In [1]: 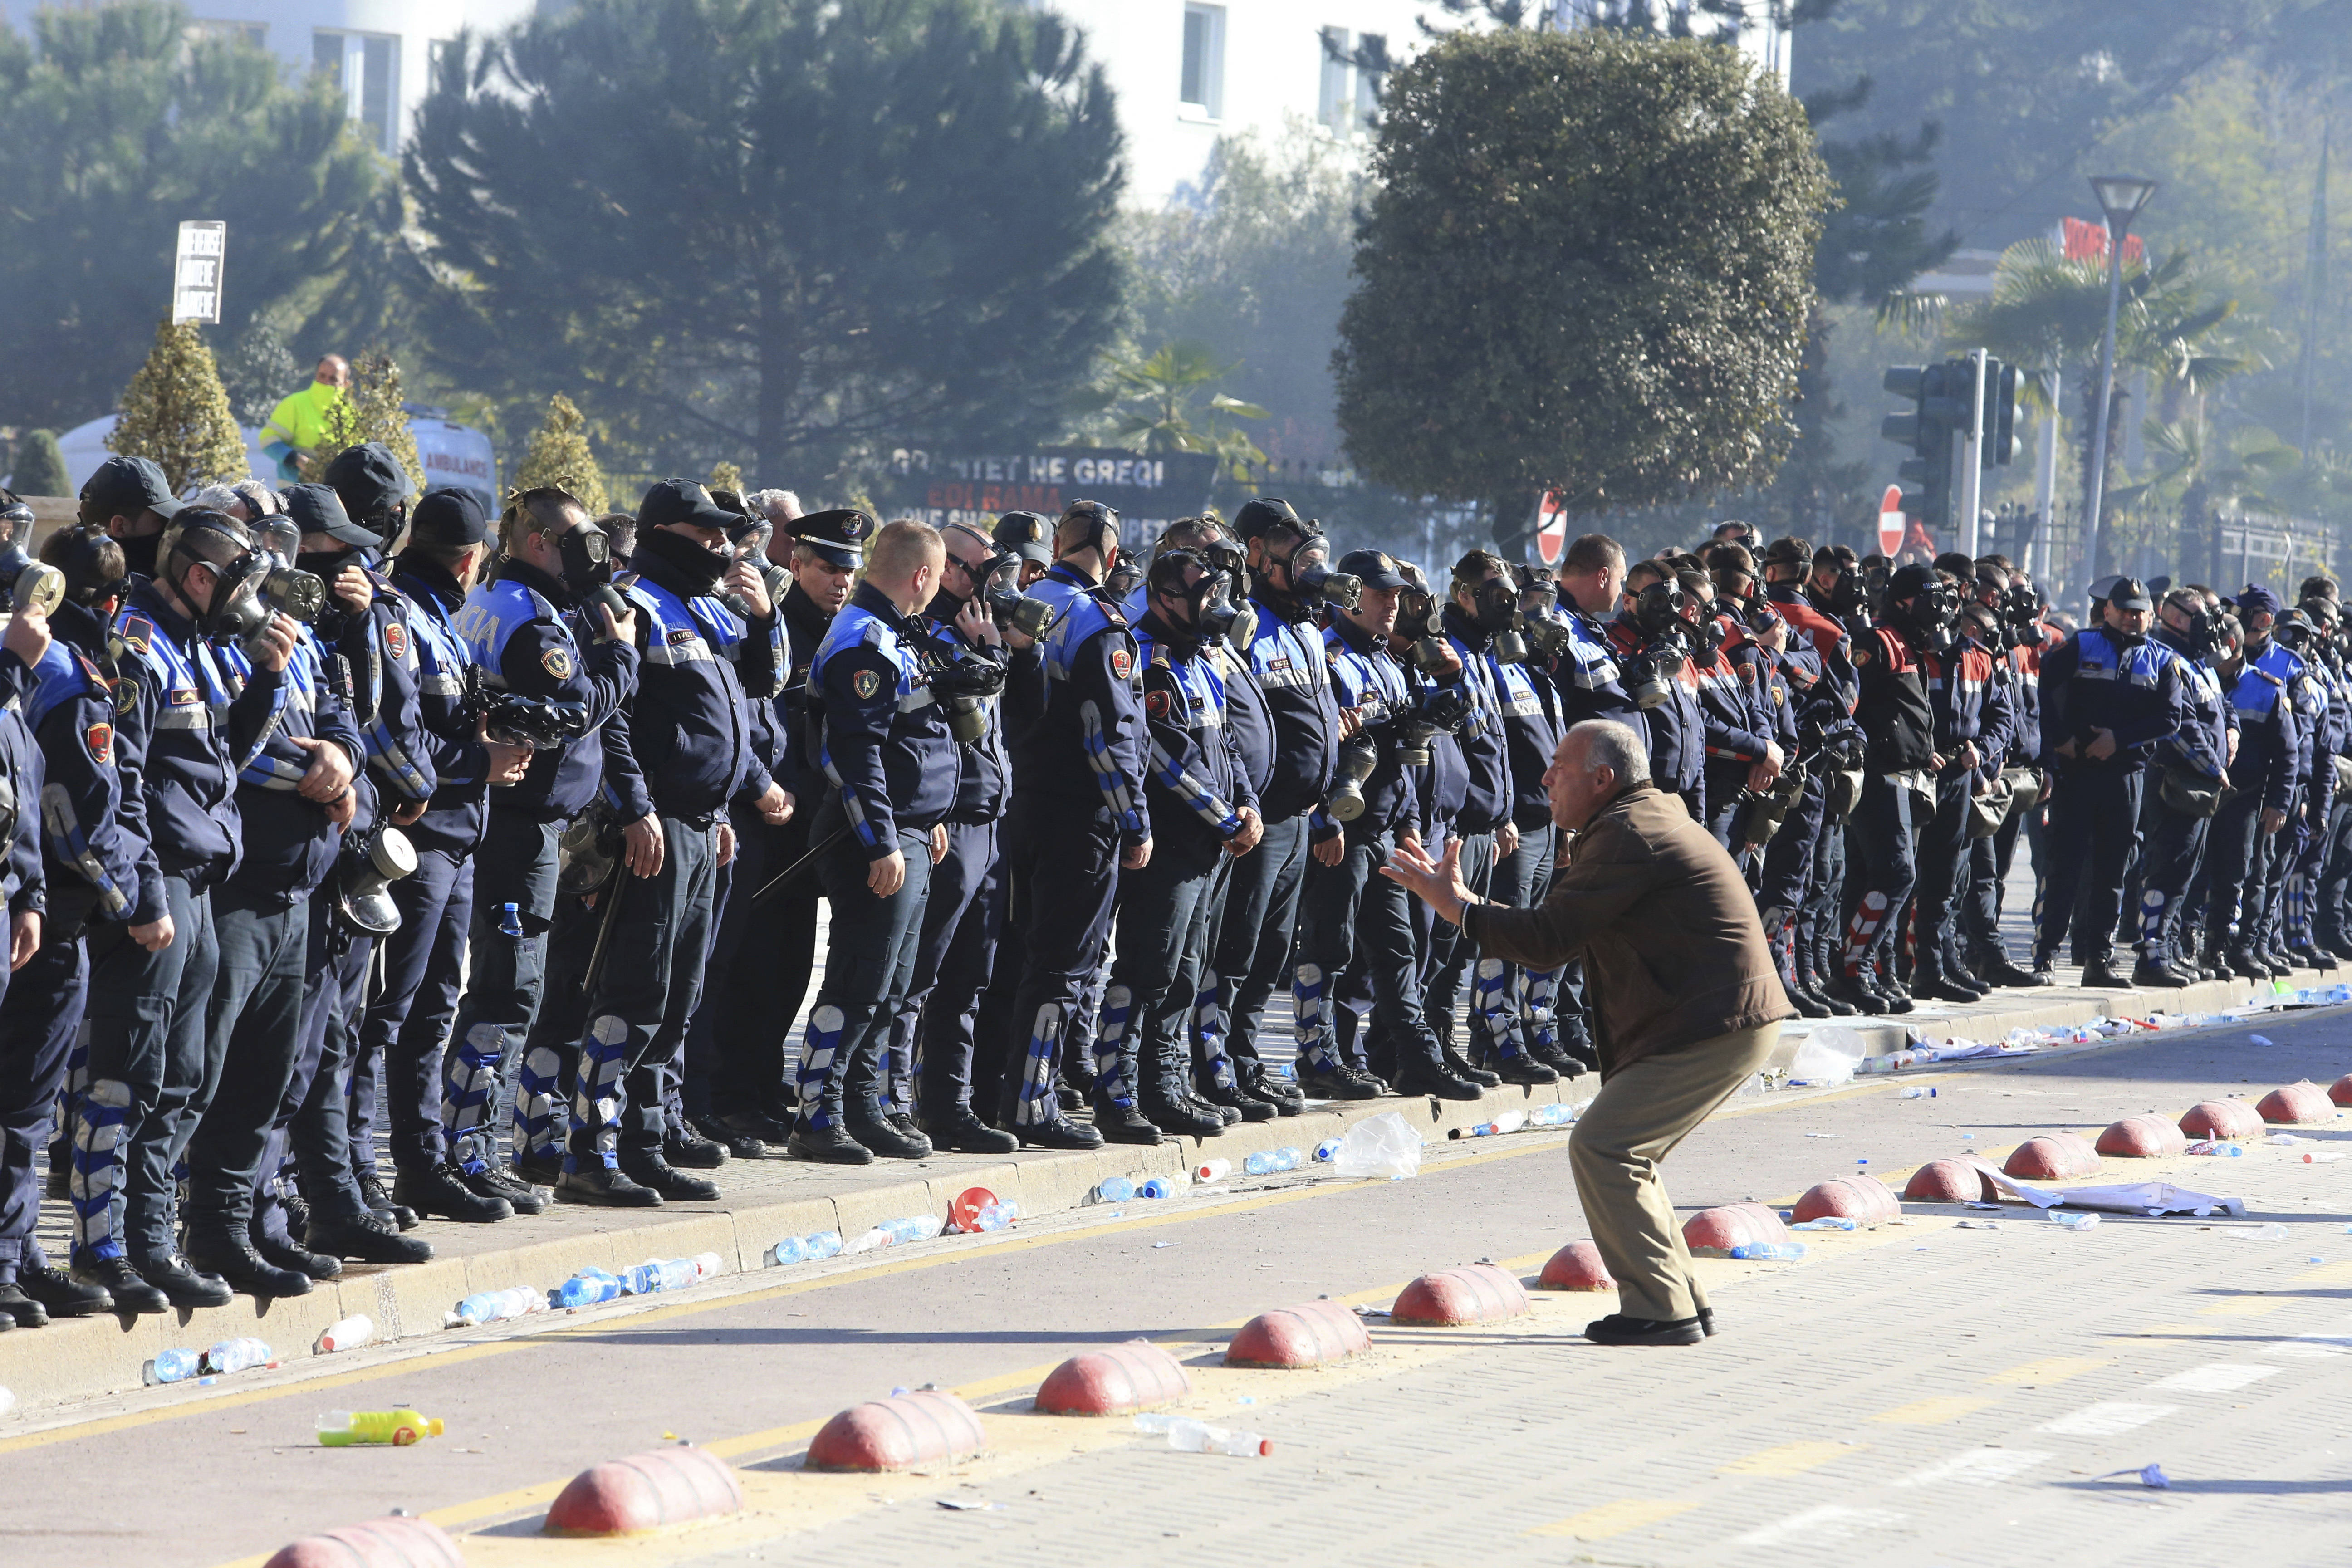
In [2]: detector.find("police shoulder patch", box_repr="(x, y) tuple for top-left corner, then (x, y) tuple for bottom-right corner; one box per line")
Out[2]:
(118, 617), (154, 656)
(1145, 688), (1173, 720)
(383, 620), (409, 661)
(84, 722), (112, 765)
(852, 667), (882, 700)
(1854, 644), (1873, 666)
(112, 678), (137, 715)
(1110, 648), (1132, 680)
(543, 645), (574, 681)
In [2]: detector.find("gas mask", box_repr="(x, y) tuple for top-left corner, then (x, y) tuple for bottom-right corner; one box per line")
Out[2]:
(557, 520), (614, 593)
(1148, 551), (1235, 643)
(1200, 538), (1256, 650)
(1274, 534), (1362, 612)
(190, 547), (277, 647)
(1465, 577), (1528, 662)
(1894, 583), (1956, 653)
(1395, 589), (1453, 677)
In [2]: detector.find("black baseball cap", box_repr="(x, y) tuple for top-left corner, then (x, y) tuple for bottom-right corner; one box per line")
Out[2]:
(638, 478), (736, 535)
(992, 510), (1052, 566)
(1886, 563), (1938, 602)
(1233, 497), (1307, 541)
(409, 486), (490, 549)
(322, 442), (413, 522)
(1337, 548), (1408, 591)
(281, 482), (377, 548)
(790, 507), (873, 568)
(80, 455), (184, 525)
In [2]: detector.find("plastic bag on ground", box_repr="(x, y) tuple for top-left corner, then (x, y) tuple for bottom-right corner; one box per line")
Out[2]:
(1786, 1026), (1864, 1086)
(1333, 1111), (1423, 1180)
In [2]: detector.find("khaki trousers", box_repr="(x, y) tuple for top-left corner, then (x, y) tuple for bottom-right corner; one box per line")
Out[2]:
(1568, 1022), (1781, 1322)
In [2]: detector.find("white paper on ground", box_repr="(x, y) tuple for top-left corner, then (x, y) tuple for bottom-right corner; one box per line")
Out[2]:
(1962, 1158), (2244, 1216)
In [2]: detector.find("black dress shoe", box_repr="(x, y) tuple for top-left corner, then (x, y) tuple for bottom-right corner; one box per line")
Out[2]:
(1196, 1079), (1280, 1122)
(1909, 971), (1980, 1004)
(554, 1164), (664, 1206)
(1441, 1045), (1502, 1088)
(1295, 1063), (1382, 1100)
(844, 1114), (931, 1160)
(252, 1231), (343, 1281)
(133, 1254), (235, 1309)
(2080, 955), (2132, 989)
(1490, 1052), (1560, 1087)
(918, 1107), (1019, 1154)
(1823, 973), (1885, 1013)
(0, 1281), (48, 1327)
(358, 1171), (419, 1230)
(1139, 1092), (1225, 1137)
(788, 1122), (877, 1165)
(395, 1163), (512, 1224)
(462, 1164), (549, 1215)
(1094, 1101), (1165, 1145)
(2131, 956), (2191, 989)
(619, 1152), (721, 1200)
(71, 1257), (159, 1313)
(1584, 1312), (1706, 1346)
(1391, 1058), (1484, 1101)
(1011, 1113), (1103, 1151)
(307, 1210), (434, 1264)
(1980, 957), (2047, 988)
(1238, 1063), (1305, 1105)
(183, 1238), (311, 1298)
(21, 1263), (114, 1317)
(662, 1125), (730, 1169)
(1786, 984), (1830, 1019)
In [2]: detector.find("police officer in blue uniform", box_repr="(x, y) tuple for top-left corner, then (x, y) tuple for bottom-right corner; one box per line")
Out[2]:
(995, 501), (1149, 1147)
(564, 480), (781, 1202)
(1605, 561), (1705, 814)
(1831, 564), (1942, 1013)
(0, 546), (126, 1326)
(2133, 588), (2234, 985)
(792, 521), (958, 1161)
(2203, 586), (2303, 977)
(73, 508), (293, 1310)
(181, 485), (365, 1298)
(2034, 577), (2187, 985)
(446, 489), (643, 1187)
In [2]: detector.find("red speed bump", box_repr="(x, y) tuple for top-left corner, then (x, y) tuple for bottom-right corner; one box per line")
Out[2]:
(1683, 1200), (1791, 1258)
(1903, 1158), (1997, 1203)
(1791, 1173), (1901, 1225)
(2180, 1099), (2264, 1140)
(1391, 1264), (1531, 1325)
(1537, 1240), (1615, 1291)
(265, 1517), (464, 1568)
(1225, 1300), (1372, 1368)
(544, 1445), (743, 1537)
(2004, 1132), (2101, 1180)
(2097, 1115), (2189, 1158)
(1034, 1341), (1194, 1416)
(2330, 1073), (2352, 1108)
(2258, 1081), (2335, 1125)
(806, 1390), (985, 1473)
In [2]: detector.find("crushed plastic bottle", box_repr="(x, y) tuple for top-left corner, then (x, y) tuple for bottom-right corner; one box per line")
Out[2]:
(1274, 1147), (1302, 1170)
(619, 1258), (698, 1294)
(1245, 1151), (1282, 1175)
(554, 1269), (622, 1308)
(1094, 1176), (1137, 1204)
(969, 1200), (1019, 1231)
(318, 1408), (444, 1447)
(1790, 1217), (1858, 1232)
(1194, 1158), (1233, 1183)
(315, 1315), (373, 1354)
(1312, 1139), (1343, 1162)
(766, 1236), (810, 1267)
(693, 1251), (726, 1281)
(805, 1231), (843, 1259)
(847, 1227), (896, 1255)
(143, 1348), (200, 1385)
(1530, 1103), (1577, 1127)
(2306, 1152), (2346, 1164)
(1729, 1242), (1806, 1261)
(1133, 1413), (1271, 1457)
(1896, 1086), (1937, 1099)
(451, 1286), (544, 1325)
(202, 1338), (273, 1375)
(2185, 1140), (2245, 1157)
(2049, 1210), (2100, 1231)
(1138, 1176), (1186, 1199)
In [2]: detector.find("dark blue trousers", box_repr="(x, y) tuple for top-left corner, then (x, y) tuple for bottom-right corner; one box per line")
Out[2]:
(445, 810), (559, 1171)
(0, 930), (78, 1278)
(1000, 794), (1119, 1127)
(900, 819), (1000, 1119)
(797, 808), (930, 1130)
(687, 808), (819, 1118)
(184, 886), (308, 1241)
(1209, 811), (1308, 1072)
(354, 844), (473, 1174)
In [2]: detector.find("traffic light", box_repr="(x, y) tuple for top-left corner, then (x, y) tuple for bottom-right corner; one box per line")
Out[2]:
(1881, 362), (1969, 532)
(1981, 359), (2022, 467)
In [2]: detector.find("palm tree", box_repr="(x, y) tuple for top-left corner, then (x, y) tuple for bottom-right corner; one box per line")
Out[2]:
(1108, 341), (1272, 482)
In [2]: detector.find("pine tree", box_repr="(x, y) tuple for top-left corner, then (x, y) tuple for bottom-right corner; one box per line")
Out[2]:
(512, 394), (609, 514)
(706, 459), (745, 496)
(312, 349), (425, 491)
(11, 429), (69, 497)
(107, 319), (248, 491)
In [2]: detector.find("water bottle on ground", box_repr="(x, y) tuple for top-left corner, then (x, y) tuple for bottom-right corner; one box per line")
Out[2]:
(767, 1236), (810, 1267)
(1312, 1139), (1343, 1162)
(143, 1348), (200, 1385)
(203, 1338), (272, 1375)
(1134, 1414), (1271, 1457)
(971, 1200), (1017, 1231)
(1728, 1242), (1806, 1261)
(1139, 1177), (1183, 1199)
(1095, 1177), (1136, 1203)
(805, 1231), (843, 1259)
(2049, 1210), (2099, 1231)
(1274, 1147), (1302, 1170)
(1194, 1159), (1232, 1182)
(1245, 1151), (1279, 1175)
(1897, 1086), (1937, 1099)
(1790, 1217), (1857, 1232)
(315, 1316), (373, 1354)
(1530, 1104), (1575, 1127)
(318, 1409), (445, 1447)
(554, 1269), (622, 1308)
(692, 1252), (725, 1281)
(2185, 1140), (2244, 1157)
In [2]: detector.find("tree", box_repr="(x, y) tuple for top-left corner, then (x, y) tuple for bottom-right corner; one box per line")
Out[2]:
(404, 0), (1127, 489)
(1106, 343), (1270, 482)
(513, 396), (611, 516)
(216, 319), (304, 430)
(707, 461), (745, 495)
(311, 350), (426, 493)
(108, 319), (248, 490)
(0, 0), (384, 436)
(10, 431), (71, 499)
(1333, 29), (1832, 550)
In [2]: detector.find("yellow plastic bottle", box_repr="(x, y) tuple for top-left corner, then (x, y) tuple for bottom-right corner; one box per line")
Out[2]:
(317, 1409), (445, 1446)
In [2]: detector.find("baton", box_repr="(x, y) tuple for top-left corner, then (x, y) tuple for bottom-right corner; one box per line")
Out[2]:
(579, 865), (630, 997)
(745, 823), (854, 910)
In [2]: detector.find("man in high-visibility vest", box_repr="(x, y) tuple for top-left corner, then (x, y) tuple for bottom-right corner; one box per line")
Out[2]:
(260, 356), (352, 482)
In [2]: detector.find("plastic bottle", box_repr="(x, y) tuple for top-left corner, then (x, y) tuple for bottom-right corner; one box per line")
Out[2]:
(203, 1338), (272, 1375)
(692, 1251), (726, 1281)
(496, 902), (522, 937)
(2185, 1140), (2244, 1157)
(2049, 1210), (2099, 1231)
(1312, 1139), (1343, 1162)
(1896, 1086), (1937, 1099)
(1245, 1151), (1279, 1175)
(1137, 1415), (1271, 1457)
(847, 1227), (896, 1255)
(1728, 1241), (1806, 1261)
(805, 1231), (843, 1259)
(143, 1348), (200, 1385)
(315, 1315), (373, 1354)
(888, 1215), (944, 1244)
(1790, 1217), (1857, 1232)
(1530, 1103), (1576, 1127)
(454, 1287), (539, 1323)
(1488, 1111), (1528, 1135)
(766, 1236), (809, 1267)
(970, 1200), (1017, 1232)
(554, 1269), (622, 1308)
(1194, 1158), (1232, 1183)
(318, 1409), (445, 1447)
(1138, 1176), (1182, 1199)
(1095, 1176), (1136, 1204)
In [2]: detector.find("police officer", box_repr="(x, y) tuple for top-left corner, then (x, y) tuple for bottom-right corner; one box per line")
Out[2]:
(2132, 588), (2233, 985)
(82, 454), (180, 582)
(790, 522), (958, 1161)
(2034, 577), (2187, 985)
(2202, 592), (2298, 976)
(72, 508), (294, 1310)
(684, 504), (861, 1148)
(994, 501), (1148, 1147)
(0, 549), (123, 1325)
(439, 492), (641, 1191)
(180, 486), (365, 1298)
(2278, 598), (2343, 970)
(1605, 562), (1705, 814)
(1907, 573), (2013, 1002)
(1829, 564), (1942, 1013)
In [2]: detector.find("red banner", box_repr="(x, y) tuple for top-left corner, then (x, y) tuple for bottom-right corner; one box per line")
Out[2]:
(2062, 216), (2145, 266)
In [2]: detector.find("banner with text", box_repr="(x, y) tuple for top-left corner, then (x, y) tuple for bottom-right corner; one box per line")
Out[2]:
(879, 448), (1220, 540)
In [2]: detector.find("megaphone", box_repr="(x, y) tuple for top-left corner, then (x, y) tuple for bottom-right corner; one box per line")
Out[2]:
(332, 827), (418, 937)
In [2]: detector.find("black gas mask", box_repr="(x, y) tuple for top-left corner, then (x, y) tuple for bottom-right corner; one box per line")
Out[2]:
(1626, 583), (1693, 710)
(1148, 550), (1236, 645)
(1464, 577), (1528, 662)
(1271, 532), (1361, 612)
(1894, 583), (1957, 653)
(557, 520), (614, 593)
(1394, 588), (1452, 676)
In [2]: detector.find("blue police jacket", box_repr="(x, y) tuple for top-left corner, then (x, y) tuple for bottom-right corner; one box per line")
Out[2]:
(604, 547), (774, 822)
(1311, 613), (1417, 839)
(2221, 644), (2299, 811)
(2290, 651), (2335, 800)
(305, 550), (437, 815)
(221, 623), (364, 905)
(113, 580), (283, 904)
(15, 604), (142, 931)
(1607, 614), (1705, 796)
(454, 559), (640, 823)
(1240, 593), (1341, 823)
(917, 605), (1009, 826)
(1437, 606), (1513, 835)
(1132, 610), (1255, 869)
(1004, 561), (1149, 845)
(1492, 635), (1566, 830)
(774, 582), (833, 804)
(2150, 627), (2227, 782)
(811, 581), (959, 858)
(392, 555), (499, 853)
(0, 705), (42, 921)
(1407, 659), (1471, 845)
(2000, 642), (2043, 765)
(2037, 626), (2188, 772)
(1211, 641), (1276, 800)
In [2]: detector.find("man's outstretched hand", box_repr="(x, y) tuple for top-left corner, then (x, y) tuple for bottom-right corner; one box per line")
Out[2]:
(1381, 836), (1475, 928)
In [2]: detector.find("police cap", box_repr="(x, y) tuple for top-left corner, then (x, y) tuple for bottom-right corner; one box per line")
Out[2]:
(1233, 497), (1307, 541)
(281, 482), (376, 548)
(1886, 563), (1938, 603)
(789, 507), (873, 568)
(992, 510), (1052, 566)
(410, 486), (490, 549)
(80, 455), (184, 525)
(2108, 577), (2153, 613)
(638, 478), (736, 536)
(322, 442), (414, 522)
(1337, 548), (1408, 591)
(2236, 583), (2284, 619)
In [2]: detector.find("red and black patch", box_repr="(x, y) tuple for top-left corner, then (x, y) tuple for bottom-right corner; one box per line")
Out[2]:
(666, 627), (696, 647)
(169, 686), (201, 706)
(851, 668), (882, 700)
(383, 621), (408, 661)
(1145, 688), (1173, 720)
(1109, 648), (1132, 680)
(542, 645), (574, 681)
(84, 722), (112, 765)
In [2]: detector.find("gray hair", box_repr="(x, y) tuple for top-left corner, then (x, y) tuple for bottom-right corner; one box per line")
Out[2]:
(1568, 718), (1650, 787)
(745, 488), (800, 525)
(183, 483), (244, 512)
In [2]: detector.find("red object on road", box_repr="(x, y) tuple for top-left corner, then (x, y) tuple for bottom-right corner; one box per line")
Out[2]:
(1791, 1173), (1901, 1225)
(2180, 1099), (2264, 1141)
(2257, 1081), (2334, 1125)
(543, 1445), (743, 1537)
(2097, 1115), (2188, 1158)
(1224, 1300), (1373, 1367)
(2004, 1132), (2101, 1180)
(1390, 1264), (1531, 1326)
(2331, 1073), (2352, 1107)
(264, 1516), (464, 1568)
(1902, 1158), (1997, 1203)
(1536, 1240), (1615, 1291)
(806, 1390), (986, 1473)
(1683, 1201), (1791, 1258)
(1034, 1341), (1194, 1416)
(950, 1186), (999, 1233)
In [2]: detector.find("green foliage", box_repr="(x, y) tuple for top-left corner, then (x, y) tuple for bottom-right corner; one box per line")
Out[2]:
(312, 350), (426, 492)
(1334, 29), (1832, 539)
(0, 0), (384, 435)
(404, 0), (1127, 490)
(216, 319), (302, 430)
(10, 430), (70, 498)
(1105, 343), (1269, 482)
(108, 319), (248, 490)
(513, 396), (611, 517)
(707, 461), (745, 496)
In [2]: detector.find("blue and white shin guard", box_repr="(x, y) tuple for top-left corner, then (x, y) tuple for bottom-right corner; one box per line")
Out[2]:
(1473, 958), (1521, 1062)
(1014, 1004), (1061, 1127)
(514, 1043), (569, 1161)
(794, 1005), (846, 1129)
(2139, 887), (2169, 959)
(1192, 982), (1236, 1091)
(1518, 964), (1562, 1053)
(568, 1014), (630, 1172)
(1292, 963), (1335, 1072)
(70, 1078), (132, 1261)
(1091, 984), (1137, 1109)
(441, 1021), (504, 1173)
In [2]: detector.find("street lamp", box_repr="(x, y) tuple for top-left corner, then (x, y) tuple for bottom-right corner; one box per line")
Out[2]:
(2081, 175), (2157, 590)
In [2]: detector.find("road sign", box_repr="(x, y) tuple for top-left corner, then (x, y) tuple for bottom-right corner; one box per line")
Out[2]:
(1878, 485), (1905, 556)
(172, 221), (225, 325)
(1533, 491), (1568, 566)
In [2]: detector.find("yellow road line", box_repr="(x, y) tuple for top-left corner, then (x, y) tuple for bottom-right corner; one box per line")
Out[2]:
(1867, 1395), (1999, 1425)
(1718, 1439), (1858, 1475)
(1981, 1356), (2109, 1387)
(1525, 1499), (1697, 1539)
(2196, 1298), (2288, 1318)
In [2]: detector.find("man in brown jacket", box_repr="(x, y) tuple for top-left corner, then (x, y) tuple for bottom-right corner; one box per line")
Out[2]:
(1385, 718), (1792, 1345)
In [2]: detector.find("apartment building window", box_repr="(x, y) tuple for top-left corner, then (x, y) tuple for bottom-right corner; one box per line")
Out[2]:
(1180, 4), (1224, 118)
(1318, 27), (1352, 133)
(314, 29), (398, 154)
